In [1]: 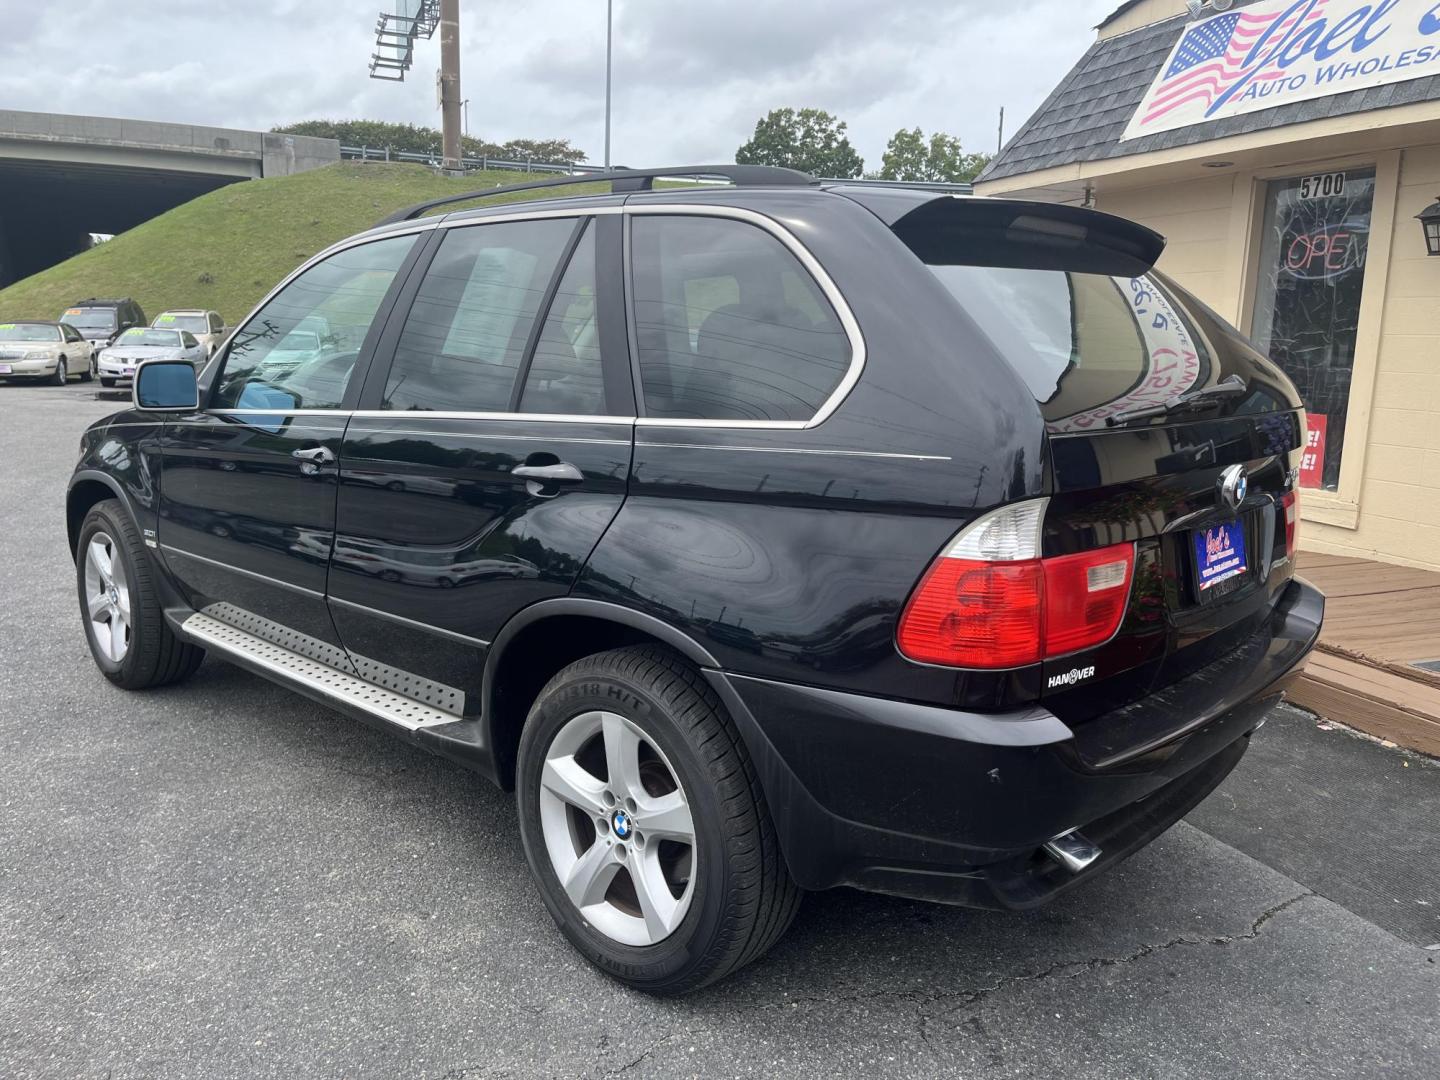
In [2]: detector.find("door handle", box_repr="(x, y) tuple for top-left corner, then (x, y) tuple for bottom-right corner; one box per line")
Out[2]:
(292, 446), (336, 465)
(512, 462), (583, 483)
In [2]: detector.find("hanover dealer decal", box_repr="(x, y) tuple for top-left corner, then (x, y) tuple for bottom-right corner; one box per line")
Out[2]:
(1122, 0), (1440, 141)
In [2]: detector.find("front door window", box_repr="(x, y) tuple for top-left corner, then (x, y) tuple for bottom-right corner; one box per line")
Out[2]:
(1250, 168), (1376, 491)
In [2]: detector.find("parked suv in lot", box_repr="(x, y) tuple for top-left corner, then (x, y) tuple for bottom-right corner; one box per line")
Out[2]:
(60, 297), (147, 377)
(67, 166), (1323, 993)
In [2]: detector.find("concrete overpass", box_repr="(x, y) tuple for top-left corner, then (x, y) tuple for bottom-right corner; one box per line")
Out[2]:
(0, 110), (340, 285)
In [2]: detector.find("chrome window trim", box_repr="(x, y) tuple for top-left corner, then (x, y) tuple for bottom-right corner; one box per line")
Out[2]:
(327, 595), (491, 648)
(214, 200), (865, 432)
(636, 441), (950, 462)
(347, 409), (636, 425)
(355, 428), (631, 447)
(622, 203), (866, 431)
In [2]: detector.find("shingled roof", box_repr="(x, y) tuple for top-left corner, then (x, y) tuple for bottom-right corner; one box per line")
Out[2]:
(979, 6), (1440, 183)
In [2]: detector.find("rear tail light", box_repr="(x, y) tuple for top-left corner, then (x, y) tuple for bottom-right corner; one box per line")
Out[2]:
(1281, 490), (1299, 560)
(896, 500), (1135, 669)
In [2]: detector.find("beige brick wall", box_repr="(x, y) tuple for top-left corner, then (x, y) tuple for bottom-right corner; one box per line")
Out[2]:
(1309, 144), (1440, 570)
(1096, 175), (1240, 317)
(1096, 149), (1440, 571)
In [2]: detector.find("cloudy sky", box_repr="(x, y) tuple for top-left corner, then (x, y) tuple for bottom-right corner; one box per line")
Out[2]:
(0, 0), (1115, 167)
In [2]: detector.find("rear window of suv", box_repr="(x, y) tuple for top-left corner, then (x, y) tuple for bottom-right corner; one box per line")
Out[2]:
(926, 265), (1216, 430)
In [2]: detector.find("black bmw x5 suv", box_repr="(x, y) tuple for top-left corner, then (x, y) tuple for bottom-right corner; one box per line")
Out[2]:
(68, 166), (1323, 993)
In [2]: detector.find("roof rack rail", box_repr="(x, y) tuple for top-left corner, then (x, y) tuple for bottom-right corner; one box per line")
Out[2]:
(376, 164), (818, 226)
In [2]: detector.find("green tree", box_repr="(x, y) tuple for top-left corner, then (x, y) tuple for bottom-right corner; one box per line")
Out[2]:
(735, 108), (863, 178)
(272, 120), (587, 164)
(878, 128), (991, 183)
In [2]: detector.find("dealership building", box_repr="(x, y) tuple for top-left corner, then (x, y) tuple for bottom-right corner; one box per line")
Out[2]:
(976, 0), (1440, 571)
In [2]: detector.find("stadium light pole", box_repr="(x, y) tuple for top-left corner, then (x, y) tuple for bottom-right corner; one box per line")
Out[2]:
(439, 0), (463, 173)
(604, 0), (613, 171)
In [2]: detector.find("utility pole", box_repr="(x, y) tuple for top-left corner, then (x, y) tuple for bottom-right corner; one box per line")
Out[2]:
(604, 0), (614, 170)
(997, 106), (1005, 155)
(439, 0), (463, 174)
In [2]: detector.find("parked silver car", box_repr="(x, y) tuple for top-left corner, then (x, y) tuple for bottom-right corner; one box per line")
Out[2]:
(98, 327), (207, 386)
(151, 309), (227, 357)
(0, 320), (94, 384)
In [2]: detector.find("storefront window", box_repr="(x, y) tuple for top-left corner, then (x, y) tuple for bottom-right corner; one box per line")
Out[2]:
(1250, 168), (1376, 492)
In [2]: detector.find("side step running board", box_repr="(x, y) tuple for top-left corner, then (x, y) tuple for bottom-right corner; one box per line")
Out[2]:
(180, 611), (461, 731)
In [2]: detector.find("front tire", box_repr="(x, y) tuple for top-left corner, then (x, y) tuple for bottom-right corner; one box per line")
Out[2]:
(100, 377), (116, 388)
(77, 499), (204, 689)
(516, 646), (800, 994)
(51, 358), (68, 385)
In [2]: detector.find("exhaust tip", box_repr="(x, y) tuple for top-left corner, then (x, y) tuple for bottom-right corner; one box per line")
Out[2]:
(1044, 829), (1102, 874)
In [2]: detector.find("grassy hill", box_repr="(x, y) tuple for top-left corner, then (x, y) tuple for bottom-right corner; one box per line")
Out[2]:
(0, 162), (601, 327)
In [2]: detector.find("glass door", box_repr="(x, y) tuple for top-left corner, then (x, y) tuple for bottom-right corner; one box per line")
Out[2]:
(1250, 168), (1376, 492)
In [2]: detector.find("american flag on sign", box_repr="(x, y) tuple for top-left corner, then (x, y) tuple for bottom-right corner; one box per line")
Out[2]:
(1141, 0), (1328, 125)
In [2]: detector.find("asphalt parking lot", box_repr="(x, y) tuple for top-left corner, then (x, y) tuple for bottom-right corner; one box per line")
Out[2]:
(2, 382), (1437, 1080)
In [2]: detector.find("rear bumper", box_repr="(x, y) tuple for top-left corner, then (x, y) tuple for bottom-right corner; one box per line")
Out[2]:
(706, 576), (1323, 909)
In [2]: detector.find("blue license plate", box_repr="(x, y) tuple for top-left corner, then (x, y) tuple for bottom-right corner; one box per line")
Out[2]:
(1193, 520), (1248, 592)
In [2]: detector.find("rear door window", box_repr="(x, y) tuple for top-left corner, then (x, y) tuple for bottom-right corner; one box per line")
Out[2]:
(382, 217), (577, 412)
(629, 215), (852, 422)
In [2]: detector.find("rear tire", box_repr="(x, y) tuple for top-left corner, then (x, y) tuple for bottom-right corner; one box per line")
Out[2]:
(516, 645), (800, 994)
(77, 499), (204, 690)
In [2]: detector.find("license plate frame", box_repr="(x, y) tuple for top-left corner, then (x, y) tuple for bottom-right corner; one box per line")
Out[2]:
(1191, 518), (1249, 600)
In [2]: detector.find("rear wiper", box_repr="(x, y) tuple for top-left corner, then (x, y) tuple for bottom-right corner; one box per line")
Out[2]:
(1105, 374), (1248, 428)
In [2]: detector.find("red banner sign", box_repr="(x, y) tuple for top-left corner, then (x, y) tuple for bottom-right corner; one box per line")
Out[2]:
(1299, 414), (1327, 489)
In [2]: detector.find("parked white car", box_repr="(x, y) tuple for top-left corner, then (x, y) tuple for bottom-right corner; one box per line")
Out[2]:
(152, 309), (227, 357)
(0, 321), (94, 385)
(98, 327), (208, 386)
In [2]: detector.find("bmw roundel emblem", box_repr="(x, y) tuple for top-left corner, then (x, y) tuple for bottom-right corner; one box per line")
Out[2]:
(612, 810), (632, 839)
(1219, 464), (1248, 513)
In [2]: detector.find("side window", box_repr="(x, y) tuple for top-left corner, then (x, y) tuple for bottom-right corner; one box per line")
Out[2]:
(630, 216), (852, 422)
(209, 312), (223, 332)
(519, 222), (603, 414)
(212, 234), (416, 410)
(382, 218), (576, 412)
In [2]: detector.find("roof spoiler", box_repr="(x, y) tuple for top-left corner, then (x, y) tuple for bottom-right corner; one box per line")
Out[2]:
(887, 196), (1166, 277)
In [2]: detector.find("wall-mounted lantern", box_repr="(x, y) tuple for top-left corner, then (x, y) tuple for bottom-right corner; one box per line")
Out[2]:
(1418, 196), (1440, 257)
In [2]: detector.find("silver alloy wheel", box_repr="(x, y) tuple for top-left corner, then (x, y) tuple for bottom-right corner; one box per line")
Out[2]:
(84, 531), (131, 662)
(538, 710), (697, 947)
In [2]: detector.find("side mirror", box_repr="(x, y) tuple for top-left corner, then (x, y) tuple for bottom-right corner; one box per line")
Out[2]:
(134, 359), (200, 411)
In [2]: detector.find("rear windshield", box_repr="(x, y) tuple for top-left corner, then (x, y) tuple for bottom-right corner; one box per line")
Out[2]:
(117, 328), (182, 348)
(926, 265), (1214, 431)
(0, 323), (61, 342)
(61, 309), (116, 330)
(155, 314), (209, 332)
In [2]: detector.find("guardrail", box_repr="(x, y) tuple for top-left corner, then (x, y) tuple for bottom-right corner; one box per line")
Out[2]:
(338, 145), (974, 194)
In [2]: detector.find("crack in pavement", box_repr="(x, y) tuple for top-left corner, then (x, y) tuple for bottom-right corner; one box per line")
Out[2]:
(721, 892), (1314, 1026)
(593, 1033), (684, 1078)
(915, 891), (1313, 1043)
(578, 893), (1316, 1076)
